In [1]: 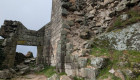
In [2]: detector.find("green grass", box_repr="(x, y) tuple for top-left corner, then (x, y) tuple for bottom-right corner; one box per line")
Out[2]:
(136, 75), (140, 80)
(37, 66), (67, 78)
(37, 66), (56, 77)
(73, 77), (84, 80)
(90, 47), (140, 80)
(90, 47), (140, 68)
(107, 10), (140, 32)
(59, 72), (67, 76)
(87, 58), (91, 65)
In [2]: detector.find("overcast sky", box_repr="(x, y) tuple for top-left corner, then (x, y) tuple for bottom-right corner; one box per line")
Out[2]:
(0, 0), (52, 57)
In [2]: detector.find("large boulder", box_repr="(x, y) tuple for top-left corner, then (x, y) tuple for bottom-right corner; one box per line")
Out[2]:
(94, 22), (140, 51)
(48, 74), (60, 80)
(26, 51), (34, 58)
(78, 57), (88, 68)
(90, 57), (106, 69)
(80, 67), (98, 80)
(16, 64), (30, 75)
(19, 66), (30, 75)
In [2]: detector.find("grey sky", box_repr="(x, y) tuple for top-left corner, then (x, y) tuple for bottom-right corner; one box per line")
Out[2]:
(0, 0), (52, 57)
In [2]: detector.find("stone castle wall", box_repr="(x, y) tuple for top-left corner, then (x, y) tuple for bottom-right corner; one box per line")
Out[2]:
(0, 0), (140, 78)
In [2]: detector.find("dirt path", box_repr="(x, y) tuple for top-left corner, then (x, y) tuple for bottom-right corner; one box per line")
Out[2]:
(11, 74), (47, 80)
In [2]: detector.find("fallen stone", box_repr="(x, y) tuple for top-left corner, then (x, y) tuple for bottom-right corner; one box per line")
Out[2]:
(120, 14), (129, 21)
(90, 57), (106, 69)
(80, 29), (91, 39)
(123, 69), (136, 78)
(26, 51), (33, 58)
(75, 17), (83, 23)
(19, 66), (30, 75)
(48, 74), (60, 80)
(80, 67), (98, 80)
(115, 70), (125, 80)
(60, 75), (71, 80)
(78, 57), (88, 68)
(115, 0), (130, 11)
(0, 69), (13, 79)
(109, 69), (115, 74)
(24, 59), (31, 64)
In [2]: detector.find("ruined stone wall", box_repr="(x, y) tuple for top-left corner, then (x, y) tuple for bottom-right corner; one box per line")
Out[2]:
(49, 0), (63, 66)
(0, 21), (45, 67)
(1, 0), (140, 77)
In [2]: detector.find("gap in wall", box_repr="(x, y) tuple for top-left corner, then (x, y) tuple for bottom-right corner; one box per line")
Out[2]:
(16, 45), (37, 57)
(0, 36), (3, 39)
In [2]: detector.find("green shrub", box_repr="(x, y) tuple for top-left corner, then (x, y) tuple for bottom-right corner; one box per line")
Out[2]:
(59, 72), (67, 76)
(37, 66), (56, 77)
(73, 77), (84, 80)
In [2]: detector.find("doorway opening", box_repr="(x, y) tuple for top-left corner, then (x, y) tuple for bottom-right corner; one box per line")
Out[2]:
(0, 36), (3, 39)
(16, 45), (37, 58)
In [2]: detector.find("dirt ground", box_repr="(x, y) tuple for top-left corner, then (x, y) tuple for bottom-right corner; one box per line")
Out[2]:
(11, 74), (47, 80)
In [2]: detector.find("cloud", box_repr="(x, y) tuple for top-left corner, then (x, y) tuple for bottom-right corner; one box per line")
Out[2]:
(0, 0), (52, 56)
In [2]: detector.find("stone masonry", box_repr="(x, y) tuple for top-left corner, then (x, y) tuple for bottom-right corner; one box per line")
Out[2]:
(0, 0), (66, 72)
(0, 0), (140, 78)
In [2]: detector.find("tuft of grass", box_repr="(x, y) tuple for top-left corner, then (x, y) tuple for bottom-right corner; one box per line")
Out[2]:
(73, 77), (84, 80)
(37, 66), (56, 77)
(87, 58), (91, 65)
(59, 72), (67, 76)
(136, 75), (140, 80)
(113, 17), (122, 28)
(107, 9), (140, 32)
(90, 47), (140, 79)
(127, 50), (140, 63)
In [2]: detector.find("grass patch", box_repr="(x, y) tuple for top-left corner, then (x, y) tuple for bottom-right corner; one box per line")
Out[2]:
(136, 75), (140, 80)
(90, 47), (140, 68)
(90, 47), (140, 79)
(59, 72), (67, 76)
(73, 77), (84, 80)
(87, 58), (91, 65)
(107, 9), (140, 32)
(37, 66), (56, 77)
